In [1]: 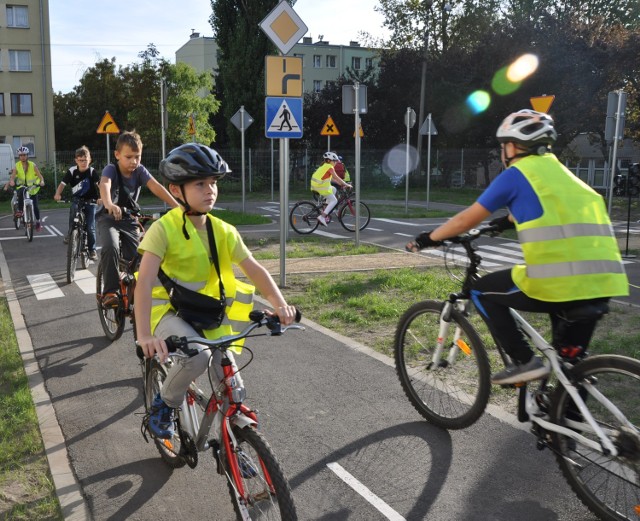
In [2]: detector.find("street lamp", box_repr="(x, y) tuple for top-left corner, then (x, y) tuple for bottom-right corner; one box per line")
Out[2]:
(416, 2), (452, 177)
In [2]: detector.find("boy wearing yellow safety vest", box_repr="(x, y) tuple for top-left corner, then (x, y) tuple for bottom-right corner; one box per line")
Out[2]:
(134, 143), (297, 439)
(9, 146), (45, 231)
(310, 151), (351, 226)
(407, 110), (628, 385)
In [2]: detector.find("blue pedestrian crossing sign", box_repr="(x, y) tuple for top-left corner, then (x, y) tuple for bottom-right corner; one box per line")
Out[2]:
(265, 97), (303, 139)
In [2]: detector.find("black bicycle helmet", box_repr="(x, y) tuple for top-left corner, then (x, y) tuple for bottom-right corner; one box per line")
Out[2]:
(160, 143), (230, 185)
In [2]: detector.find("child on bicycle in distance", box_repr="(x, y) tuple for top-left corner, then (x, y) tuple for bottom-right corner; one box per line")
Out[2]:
(9, 146), (45, 231)
(406, 109), (628, 385)
(98, 131), (178, 307)
(54, 146), (101, 260)
(134, 143), (297, 439)
(311, 151), (351, 227)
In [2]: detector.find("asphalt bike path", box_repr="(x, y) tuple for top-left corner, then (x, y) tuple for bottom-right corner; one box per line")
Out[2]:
(0, 207), (607, 520)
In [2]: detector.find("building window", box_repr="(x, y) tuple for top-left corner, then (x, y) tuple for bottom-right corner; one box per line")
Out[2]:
(326, 55), (336, 68)
(0, 94), (4, 115)
(352, 57), (361, 70)
(11, 93), (32, 115)
(313, 55), (321, 68)
(6, 5), (29, 28)
(12, 137), (34, 156)
(365, 58), (373, 68)
(293, 53), (304, 65)
(313, 80), (322, 93)
(9, 50), (31, 71)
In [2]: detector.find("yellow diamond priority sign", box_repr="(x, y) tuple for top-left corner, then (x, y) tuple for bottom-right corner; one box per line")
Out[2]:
(260, 1), (308, 55)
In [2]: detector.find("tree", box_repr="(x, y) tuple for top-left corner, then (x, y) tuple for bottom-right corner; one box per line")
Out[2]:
(209, 0), (285, 147)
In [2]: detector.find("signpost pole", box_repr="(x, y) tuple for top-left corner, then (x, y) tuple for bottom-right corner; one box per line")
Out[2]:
(426, 113), (432, 212)
(240, 106), (246, 214)
(279, 138), (289, 287)
(106, 135), (110, 165)
(405, 107), (411, 213)
(354, 83), (361, 247)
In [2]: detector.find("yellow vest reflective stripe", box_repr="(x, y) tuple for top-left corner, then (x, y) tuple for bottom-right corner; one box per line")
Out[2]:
(310, 163), (334, 195)
(149, 208), (254, 351)
(15, 161), (38, 185)
(511, 154), (628, 301)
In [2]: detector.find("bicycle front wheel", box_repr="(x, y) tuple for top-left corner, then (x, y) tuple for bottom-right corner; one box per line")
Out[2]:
(551, 355), (640, 521)
(289, 201), (320, 234)
(96, 257), (126, 341)
(66, 228), (80, 284)
(224, 425), (297, 520)
(338, 199), (371, 232)
(13, 205), (19, 230)
(25, 205), (34, 242)
(394, 300), (491, 429)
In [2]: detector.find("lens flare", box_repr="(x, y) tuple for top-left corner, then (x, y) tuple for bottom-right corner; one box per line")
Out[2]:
(507, 53), (539, 82)
(492, 66), (521, 96)
(466, 90), (491, 114)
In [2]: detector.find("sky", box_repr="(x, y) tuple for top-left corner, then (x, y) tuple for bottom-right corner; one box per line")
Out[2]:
(49, 0), (390, 94)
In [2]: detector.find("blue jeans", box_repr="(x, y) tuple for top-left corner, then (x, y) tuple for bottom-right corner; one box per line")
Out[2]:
(69, 200), (97, 251)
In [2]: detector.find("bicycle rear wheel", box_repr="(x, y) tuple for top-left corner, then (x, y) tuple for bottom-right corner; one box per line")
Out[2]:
(223, 425), (297, 520)
(551, 355), (640, 521)
(338, 199), (371, 232)
(394, 300), (491, 429)
(289, 201), (320, 234)
(66, 228), (80, 284)
(25, 205), (34, 242)
(96, 257), (126, 341)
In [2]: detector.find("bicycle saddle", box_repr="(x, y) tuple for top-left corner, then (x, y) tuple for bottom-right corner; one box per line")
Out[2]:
(557, 301), (609, 322)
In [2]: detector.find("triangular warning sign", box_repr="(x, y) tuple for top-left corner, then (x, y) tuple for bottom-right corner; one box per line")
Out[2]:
(530, 95), (555, 113)
(352, 124), (364, 138)
(96, 111), (120, 134)
(321, 116), (340, 136)
(188, 115), (196, 135)
(267, 100), (301, 133)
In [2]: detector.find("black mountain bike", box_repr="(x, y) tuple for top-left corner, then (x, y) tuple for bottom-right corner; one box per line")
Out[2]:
(289, 187), (371, 234)
(66, 198), (97, 284)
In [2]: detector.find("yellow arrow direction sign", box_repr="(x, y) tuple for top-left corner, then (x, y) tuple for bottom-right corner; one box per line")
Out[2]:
(530, 95), (555, 113)
(266, 56), (303, 97)
(96, 111), (120, 134)
(321, 116), (340, 136)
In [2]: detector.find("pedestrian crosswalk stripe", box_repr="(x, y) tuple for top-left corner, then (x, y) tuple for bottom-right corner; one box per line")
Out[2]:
(27, 273), (65, 300)
(74, 269), (95, 294)
(426, 248), (501, 268)
(481, 244), (524, 258)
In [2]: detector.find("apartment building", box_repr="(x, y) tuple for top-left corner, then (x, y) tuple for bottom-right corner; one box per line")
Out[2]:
(175, 31), (379, 94)
(0, 0), (55, 162)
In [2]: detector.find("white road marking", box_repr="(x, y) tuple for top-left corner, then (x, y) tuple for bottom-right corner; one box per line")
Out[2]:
(27, 273), (65, 300)
(394, 232), (413, 237)
(366, 227), (383, 232)
(481, 244), (524, 257)
(73, 269), (96, 294)
(327, 462), (406, 521)
(371, 218), (421, 226)
(48, 225), (65, 237)
(313, 229), (347, 239)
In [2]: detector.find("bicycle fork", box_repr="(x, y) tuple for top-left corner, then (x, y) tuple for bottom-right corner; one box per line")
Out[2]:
(432, 301), (473, 369)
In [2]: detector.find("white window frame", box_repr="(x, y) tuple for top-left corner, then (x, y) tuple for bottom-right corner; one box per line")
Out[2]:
(365, 58), (373, 68)
(7, 5), (29, 28)
(10, 93), (32, 115)
(9, 50), (31, 71)
(352, 57), (361, 70)
(313, 55), (321, 68)
(0, 94), (4, 115)
(326, 55), (336, 68)
(313, 80), (322, 93)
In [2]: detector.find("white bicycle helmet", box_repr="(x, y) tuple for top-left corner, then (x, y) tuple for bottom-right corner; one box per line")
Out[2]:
(496, 109), (557, 146)
(16, 146), (30, 155)
(323, 151), (339, 161)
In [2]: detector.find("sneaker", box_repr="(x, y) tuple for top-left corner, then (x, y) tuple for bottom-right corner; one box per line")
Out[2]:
(237, 449), (258, 479)
(15, 211), (22, 218)
(101, 292), (119, 308)
(491, 355), (550, 385)
(88, 250), (98, 261)
(148, 394), (175, 439)
(35, 221), (42, 232)
(317, 214), (328, 227)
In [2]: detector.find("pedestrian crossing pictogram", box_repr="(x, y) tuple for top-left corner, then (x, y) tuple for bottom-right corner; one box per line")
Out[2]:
(265, 97), (303, 138)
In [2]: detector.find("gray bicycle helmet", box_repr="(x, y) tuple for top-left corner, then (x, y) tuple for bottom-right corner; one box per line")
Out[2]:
(496, 109), (557, 146)
(160, 143), (230, 185)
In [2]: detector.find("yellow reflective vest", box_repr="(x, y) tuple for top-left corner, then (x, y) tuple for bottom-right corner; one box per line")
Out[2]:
(310, 163), (334, 195)
(148, 208), (255, 351)
(15, 161), (40, 192)
(512, 154), (628, 301)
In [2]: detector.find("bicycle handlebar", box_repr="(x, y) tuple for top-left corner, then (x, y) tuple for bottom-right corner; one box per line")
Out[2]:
(444, 224), (501, 245)
(135, 308), (303, 359)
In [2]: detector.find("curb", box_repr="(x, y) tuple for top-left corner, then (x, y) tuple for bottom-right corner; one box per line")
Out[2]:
(0, 243), (91, 521)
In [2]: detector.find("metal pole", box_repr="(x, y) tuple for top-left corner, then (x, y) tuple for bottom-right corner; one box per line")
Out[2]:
(270, 138), (274, 202)
(405, 107), (411, 213)
(279, 138), (289, 287)
(426, 113), (432, 212)
(608, 91), (624, 214)
(354, 83), (361, 247)
(160, 80), (166, 159)
(106, 135), (110, 166)
(240, 106), (246, 214)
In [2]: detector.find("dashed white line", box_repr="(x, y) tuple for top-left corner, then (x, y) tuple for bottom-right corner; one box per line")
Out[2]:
(327, 462), (406, 521)
(27, 273), (65, 300)
(73, 269), (96, 294)
(371, 218), (421, 226)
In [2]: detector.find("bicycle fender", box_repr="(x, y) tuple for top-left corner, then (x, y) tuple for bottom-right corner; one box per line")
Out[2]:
(231, 414), (257, 430)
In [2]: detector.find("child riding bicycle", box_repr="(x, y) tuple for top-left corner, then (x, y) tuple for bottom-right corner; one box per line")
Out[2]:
(134, 143), (297, 439)
(311, 151), (351, 227)
(8, 146), (45, 231)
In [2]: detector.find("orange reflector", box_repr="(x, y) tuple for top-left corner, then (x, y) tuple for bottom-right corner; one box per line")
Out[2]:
(162, 439), (174, 450)
(634, 504), (640, 515)
(456, 339), (471, 355)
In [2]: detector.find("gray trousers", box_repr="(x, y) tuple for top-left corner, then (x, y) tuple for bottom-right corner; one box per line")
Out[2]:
(154, 313), (243, 408)
(97, 215), (140, 293)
